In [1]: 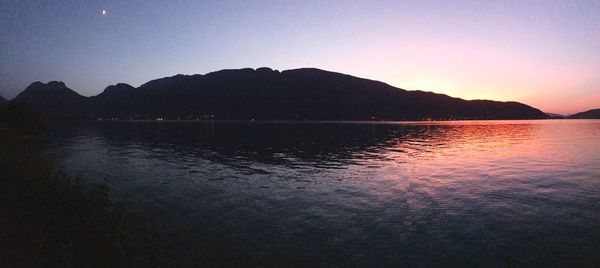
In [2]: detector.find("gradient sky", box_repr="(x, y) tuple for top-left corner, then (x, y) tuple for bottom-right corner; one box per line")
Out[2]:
(1, 0), (599, 114)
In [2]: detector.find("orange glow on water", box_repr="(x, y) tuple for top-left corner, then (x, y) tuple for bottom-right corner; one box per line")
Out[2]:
(360, 120), (600, 192)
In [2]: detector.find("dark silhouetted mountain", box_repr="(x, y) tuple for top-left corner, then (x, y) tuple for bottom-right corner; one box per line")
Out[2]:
(89, 83), (142, 116)
(13, 81), (87, 118)
(0, 94), (6, 103)
(568, 109), (600, 119)
(12, 68), (549, 120)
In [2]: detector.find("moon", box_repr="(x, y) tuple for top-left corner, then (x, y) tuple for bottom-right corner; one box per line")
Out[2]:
(102, 10), (106, 15)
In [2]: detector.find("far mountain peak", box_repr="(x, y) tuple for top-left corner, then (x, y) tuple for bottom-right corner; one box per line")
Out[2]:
(568, 109), (600, 119)
(11, 68), (549, 120)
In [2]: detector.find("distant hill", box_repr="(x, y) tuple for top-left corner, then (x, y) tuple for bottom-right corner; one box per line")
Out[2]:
(545, 112), (565, 119)
(568, 109), (600, 119)
(11, 68), (549, 120)
(0, 94), (6, 103)
(13, 81), (87, 118)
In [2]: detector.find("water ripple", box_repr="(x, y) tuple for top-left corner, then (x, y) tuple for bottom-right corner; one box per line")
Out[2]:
(44, 120), (600, 267)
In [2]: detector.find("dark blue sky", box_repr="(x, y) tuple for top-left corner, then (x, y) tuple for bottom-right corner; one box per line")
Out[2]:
(2, 0), (599, 113)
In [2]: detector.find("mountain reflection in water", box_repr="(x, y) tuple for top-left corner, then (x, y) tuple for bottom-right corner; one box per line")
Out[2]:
(46, 120), (600, 267)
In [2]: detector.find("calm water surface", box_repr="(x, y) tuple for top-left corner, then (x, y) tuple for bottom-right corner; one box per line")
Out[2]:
(45, 120), (600, 267)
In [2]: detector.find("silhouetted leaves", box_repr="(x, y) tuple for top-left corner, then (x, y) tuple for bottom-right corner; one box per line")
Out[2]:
(0, 108), (164, 267)
(0, 102), (43, 134)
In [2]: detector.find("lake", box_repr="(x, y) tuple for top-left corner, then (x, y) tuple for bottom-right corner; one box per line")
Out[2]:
(44, 120), (600, 267)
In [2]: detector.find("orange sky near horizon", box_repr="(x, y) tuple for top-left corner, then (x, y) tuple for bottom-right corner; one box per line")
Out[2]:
(312, 38), (599, 115)
(2, 1), (599, 115)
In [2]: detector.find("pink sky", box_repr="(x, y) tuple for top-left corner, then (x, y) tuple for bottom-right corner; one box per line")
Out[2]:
(3, 1), (599, 114)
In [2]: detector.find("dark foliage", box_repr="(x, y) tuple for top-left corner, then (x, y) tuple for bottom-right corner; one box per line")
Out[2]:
(0, 105), (164, 267)
(13, 68), (548, 120)
(0, 102), (44, 135)
(568, 109), (600, 119)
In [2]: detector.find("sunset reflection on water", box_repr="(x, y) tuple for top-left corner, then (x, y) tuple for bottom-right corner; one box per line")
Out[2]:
(47, 120), (600, 267)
